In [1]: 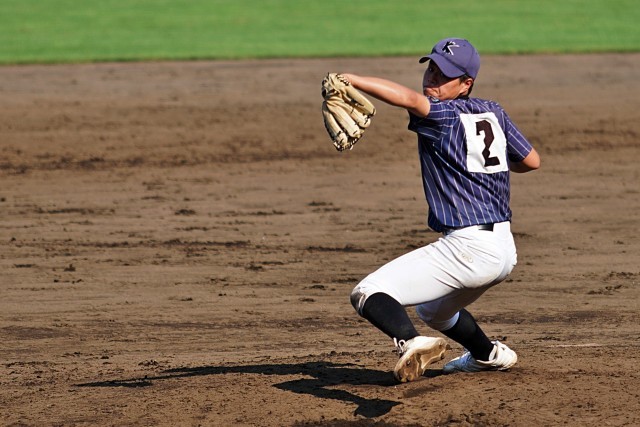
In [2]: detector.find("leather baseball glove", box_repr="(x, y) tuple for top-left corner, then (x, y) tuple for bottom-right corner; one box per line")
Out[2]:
(321, 73), (376, 151)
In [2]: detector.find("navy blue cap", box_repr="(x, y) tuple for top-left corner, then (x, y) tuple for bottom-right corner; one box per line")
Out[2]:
(419, 38), (480, 79)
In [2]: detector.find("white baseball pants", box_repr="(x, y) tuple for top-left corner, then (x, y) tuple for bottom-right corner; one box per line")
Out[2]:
(350, 221), (517, 331)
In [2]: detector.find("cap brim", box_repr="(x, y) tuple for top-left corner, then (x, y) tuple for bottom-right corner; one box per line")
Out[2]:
(419, 54), (465, 78)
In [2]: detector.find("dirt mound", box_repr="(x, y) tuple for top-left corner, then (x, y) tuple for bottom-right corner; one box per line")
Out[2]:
(1, 54), (639, 426)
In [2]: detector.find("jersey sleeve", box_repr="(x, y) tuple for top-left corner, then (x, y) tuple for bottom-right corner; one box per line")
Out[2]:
(407, 98), (452, 140)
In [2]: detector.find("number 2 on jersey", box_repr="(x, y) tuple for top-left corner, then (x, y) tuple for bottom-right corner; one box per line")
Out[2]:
(460, 112), (509, 174)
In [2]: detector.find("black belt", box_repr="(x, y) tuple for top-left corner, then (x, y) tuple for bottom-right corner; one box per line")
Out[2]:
(444, 223), (494, 233)
(477, 223), (495, 231)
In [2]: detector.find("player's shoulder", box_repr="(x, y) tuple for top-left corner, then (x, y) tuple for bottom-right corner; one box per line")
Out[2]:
(428, 97), (508, 120)
(462, 96), (503, 109)
(453, 97), (508, 116)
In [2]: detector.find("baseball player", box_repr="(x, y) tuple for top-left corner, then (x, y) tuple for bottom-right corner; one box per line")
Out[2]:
(341, 38), (540, 382)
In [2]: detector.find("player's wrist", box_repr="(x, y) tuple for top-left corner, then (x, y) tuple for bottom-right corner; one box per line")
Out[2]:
(340, 73), (355, 86)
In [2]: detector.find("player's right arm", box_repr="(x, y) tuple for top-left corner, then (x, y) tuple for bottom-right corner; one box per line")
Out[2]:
(341, 74), (430, 117)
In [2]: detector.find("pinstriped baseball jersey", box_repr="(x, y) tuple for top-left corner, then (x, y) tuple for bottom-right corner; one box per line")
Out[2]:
(408, 97), (533, 232)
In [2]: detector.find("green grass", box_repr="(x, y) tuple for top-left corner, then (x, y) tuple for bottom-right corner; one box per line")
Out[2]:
(1, 0), (638, 64)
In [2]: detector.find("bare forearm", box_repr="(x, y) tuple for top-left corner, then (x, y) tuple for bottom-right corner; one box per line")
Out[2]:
(342, 74), (430, 117)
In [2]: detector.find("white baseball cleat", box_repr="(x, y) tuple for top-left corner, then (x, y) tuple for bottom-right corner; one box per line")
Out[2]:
(443, 341), (517, 374)
(393, 336), (448, 383)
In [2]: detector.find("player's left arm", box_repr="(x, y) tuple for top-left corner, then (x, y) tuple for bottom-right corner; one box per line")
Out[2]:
(341, 74), (430, 117)
(510, 148), (540, 173)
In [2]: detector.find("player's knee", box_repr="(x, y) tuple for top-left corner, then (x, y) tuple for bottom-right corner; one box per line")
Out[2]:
(351, 278), (387, 317)
(350, 285), (367, 316)
(415, 304), (433, 325)
(416, 305), (459, 331)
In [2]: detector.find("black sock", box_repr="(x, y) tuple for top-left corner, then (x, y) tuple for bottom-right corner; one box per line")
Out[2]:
(359, 293), (419, 341)
(441, 309), (494, 361)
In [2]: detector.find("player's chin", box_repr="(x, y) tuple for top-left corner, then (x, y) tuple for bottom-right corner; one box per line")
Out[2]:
(424, 88), (437, 97)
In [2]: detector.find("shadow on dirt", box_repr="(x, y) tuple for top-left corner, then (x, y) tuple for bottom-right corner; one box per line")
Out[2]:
(75, 361), (410, 417)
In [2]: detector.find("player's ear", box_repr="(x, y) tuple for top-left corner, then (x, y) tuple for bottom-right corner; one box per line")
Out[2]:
(460, 76), (474, 96)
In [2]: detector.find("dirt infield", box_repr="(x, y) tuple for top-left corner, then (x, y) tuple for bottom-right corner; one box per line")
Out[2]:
(1, 53), (639, 426)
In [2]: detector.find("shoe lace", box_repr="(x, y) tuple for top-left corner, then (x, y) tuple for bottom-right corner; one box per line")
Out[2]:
(393, 338), (407, 356)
